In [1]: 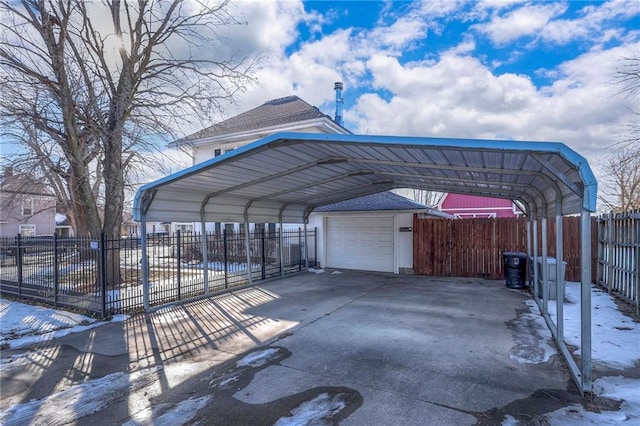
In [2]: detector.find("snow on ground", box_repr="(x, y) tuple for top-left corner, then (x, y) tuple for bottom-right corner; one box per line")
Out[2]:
(542, 376), (640, 425)
(236, 348), (280, 368)
(0, 367), (161, 426)
(0, 298), (105, 349)
(547, 282), (640, 369)
(512, 283), (640, 425)
(274, 392), (348, 426)
(123, 396), (212, 426)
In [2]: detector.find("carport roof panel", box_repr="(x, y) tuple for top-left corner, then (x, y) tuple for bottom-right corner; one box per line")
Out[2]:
(134, 132), (597, 222)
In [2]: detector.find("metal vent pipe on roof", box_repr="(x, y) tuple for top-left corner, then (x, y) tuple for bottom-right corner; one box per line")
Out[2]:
(334, 82), (344, 127)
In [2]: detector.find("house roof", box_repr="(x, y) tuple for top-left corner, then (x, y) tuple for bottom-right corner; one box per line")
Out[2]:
(179, 96), (342, 143)
(0, 173), (54, 197)
(314, 191), (448, 217)
(134, 132), (597, 224)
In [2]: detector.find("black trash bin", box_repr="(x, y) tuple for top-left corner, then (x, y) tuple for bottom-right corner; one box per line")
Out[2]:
(503, 252), (528, 289)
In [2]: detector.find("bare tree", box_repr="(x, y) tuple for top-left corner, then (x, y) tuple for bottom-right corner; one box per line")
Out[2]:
(599, 146), (640, 212)
(613, 54), (640, 149)
(1, 0), (257, 238)
(599, 54), (640, 212)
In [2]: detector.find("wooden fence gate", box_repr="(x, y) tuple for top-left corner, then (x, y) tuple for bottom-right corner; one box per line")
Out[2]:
(413, 215), (597, 282)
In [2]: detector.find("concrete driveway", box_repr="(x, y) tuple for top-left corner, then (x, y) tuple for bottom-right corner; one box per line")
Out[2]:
(1, 271), (607, 425)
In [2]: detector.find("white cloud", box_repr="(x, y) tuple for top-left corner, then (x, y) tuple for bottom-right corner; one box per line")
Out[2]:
(474, 3), (568, 45)
(350, 42), (640, 185)
(473, 0), (640, 47)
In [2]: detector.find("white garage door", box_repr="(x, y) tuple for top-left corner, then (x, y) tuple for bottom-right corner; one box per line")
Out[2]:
(326, 216), (395, 273)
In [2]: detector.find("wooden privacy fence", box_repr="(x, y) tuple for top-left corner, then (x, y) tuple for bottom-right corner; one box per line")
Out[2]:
(597, 210), (639, 311)
(413, 215), (597, 282)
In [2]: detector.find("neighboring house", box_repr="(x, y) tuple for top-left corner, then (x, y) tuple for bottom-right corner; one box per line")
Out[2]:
(0, 169), (57, 237)
(309, 191), (451, 274)
(173, 94), (350, 166)
(170, 88), (350, 233)
(436, 193), (523, 219)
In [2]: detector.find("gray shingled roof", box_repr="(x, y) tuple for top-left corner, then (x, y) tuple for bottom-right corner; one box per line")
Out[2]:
(314, 191), (432, 212)
(180, 96), (333, 142)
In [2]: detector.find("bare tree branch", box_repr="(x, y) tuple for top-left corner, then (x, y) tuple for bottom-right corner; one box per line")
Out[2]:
(1, 0), (258, 238)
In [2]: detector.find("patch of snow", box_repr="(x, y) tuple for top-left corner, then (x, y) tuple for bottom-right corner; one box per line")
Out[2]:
(0, 298), (101, 349)
(0, 367), (161, 425)
(236, 348), (280, 368)
(501, 414), (519, 425)
(545, 376), (640, 424)
(274, 392), (348, 426)
(210, 375), (239, 389)
(308, 268), (325, 274)
(183, 261), (260, 272)
(331, 271), (342, 275)
(111, 314), (129, 323)
(509, 300), (557, 364)
(0, 298), (127, 350)
(547, 283), (640, 369)
(123, 396), (212, 426)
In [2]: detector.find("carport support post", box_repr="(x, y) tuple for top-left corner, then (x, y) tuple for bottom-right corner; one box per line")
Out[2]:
(244, 216), (252, 285)
(541, 214), (549, 314)
(201, 216), (209, 294)
(141, 217), (149, 310)
(532, 214), (539, 299)
(580, 208), (592, 393)
(555, 201), (564, 342)
(304, 222), (309, 270)
(526, 215), (532, 286)
(279, 217), (284, 277)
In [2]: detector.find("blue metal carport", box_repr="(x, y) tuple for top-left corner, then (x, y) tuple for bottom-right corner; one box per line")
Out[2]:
(134, 132), (597, 394)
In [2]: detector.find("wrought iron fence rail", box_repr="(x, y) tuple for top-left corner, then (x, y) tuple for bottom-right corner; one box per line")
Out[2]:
(1, 229), (317, 317)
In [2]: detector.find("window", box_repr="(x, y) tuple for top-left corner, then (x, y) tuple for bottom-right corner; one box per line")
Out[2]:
(214, 222), (221, 234)
(19, 224), (36, 236)
(214, 148), (222, 157)
(255, 223), (265, 234)
(224, 223), (234, 234)
(22, 197), (33, 216)
(224, 148), (235, 153)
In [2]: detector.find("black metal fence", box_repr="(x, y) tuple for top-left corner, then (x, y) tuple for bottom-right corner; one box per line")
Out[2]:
(0, 228), (317, 317)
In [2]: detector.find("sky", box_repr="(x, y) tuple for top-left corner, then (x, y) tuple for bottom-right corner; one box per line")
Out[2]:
(2, 0), (639, 207)
(2, 281), (640, 424)
(185, 0), (639, 191)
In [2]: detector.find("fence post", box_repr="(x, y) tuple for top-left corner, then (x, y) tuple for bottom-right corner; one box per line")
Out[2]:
(261, 227), (266, 280)
(16, 234), (23, 297)
(223, 229), (228, 289)
(53, 233), (59, 306)
(314, 227), (318, 268)
(99, 232), (107, 319)
(176, 230), (181, 300)
(298, 228), (302, 272)
(607, 211), (613, 293)
(635, 210), (639, 315)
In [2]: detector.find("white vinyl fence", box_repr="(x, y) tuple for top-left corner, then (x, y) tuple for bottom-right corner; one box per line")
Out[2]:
(597, 209), (640, 314)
